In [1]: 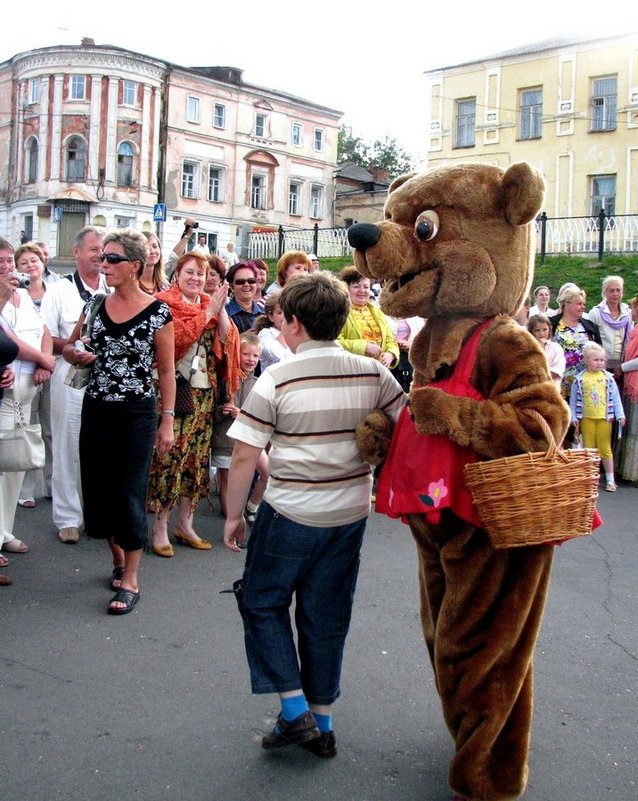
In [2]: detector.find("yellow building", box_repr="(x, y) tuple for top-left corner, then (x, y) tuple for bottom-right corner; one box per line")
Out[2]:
(425, 34), (638, 218)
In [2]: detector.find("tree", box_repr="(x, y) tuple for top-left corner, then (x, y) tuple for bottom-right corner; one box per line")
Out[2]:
(337, 125), (369, 167)
(337, 125), (414, 179)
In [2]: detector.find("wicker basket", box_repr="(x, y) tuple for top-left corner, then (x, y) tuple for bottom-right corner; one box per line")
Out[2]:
(463, 410), (600, 548)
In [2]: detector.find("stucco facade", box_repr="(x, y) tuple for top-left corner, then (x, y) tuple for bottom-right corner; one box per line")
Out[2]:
(424, 34), (638, 218)
(0, 41), (341, 259)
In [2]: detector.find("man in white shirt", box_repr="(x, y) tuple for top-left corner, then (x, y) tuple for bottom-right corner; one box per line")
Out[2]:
(41, 226), (107, 544)
(192, 234), (210, 256)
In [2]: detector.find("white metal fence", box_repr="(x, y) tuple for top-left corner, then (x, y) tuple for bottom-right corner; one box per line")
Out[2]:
(248, 215), (638, 261)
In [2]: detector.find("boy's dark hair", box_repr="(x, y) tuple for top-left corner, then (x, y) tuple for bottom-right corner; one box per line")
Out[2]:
(279, 272), (349, 341)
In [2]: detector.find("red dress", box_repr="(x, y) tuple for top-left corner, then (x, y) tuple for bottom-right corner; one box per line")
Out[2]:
(376, 321), (491, 526)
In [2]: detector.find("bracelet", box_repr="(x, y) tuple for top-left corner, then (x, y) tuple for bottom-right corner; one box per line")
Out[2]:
(162, 409), (175, 417)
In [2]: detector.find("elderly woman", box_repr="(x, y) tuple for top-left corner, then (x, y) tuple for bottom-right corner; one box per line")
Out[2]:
(140, 232), (170, 295)
(205, 255), (226, 294)
(14, 244), (53, 507)
(0, 238), (55, 555)
(551, 284), (602, 403)
(265, 251), (310, 295)
(62, 229), (175, 615)
(587, 275), (632, 372)
(147, 252), (242, 555)
(226, 261), (262, 334)
(337, 265), (400, 369)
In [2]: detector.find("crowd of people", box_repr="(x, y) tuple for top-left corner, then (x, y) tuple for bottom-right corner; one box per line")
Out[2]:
(1, 231), (636, 603)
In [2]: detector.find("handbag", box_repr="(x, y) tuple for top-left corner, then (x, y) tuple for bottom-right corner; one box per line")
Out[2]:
(174, 372), (195, 417)
(64, 293), (107, 390)
(0, 379), (45, 473)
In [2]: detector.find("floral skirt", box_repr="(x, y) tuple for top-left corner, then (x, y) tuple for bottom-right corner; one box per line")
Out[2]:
(147, 387), (214, 513)
(618, 397), (638, 482)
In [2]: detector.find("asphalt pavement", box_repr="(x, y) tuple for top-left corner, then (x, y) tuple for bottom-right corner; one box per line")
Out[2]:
(1, 481), (636, 801)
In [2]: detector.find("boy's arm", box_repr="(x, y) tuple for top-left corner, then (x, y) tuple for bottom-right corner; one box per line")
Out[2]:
(223, 440), (262, 552)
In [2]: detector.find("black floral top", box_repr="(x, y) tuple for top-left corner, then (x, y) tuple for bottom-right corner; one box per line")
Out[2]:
(83, 297), (172, 402)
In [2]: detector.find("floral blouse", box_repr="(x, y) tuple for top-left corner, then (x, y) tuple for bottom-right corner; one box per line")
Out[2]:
(83, 297), (172, 402)
(552, 320), (592, 400)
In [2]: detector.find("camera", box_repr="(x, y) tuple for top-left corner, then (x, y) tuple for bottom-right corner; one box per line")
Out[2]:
(13, 272), (30, 289)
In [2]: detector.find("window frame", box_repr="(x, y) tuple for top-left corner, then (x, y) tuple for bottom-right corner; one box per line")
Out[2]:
(213, 103), (226, 129)
(251, 173), (266, 210)
(313, 128), (325, 152)
(66, 136), (86, 181)
(288, 181), (302, 216)
(208, 165), (223, 203)
(519, 87), (543, 140)
(181, 160), (199, 199)
(590, 76), (617, 133)
(117, 141), (135, 187)
(186, 95), (200, 124)
(27, 137), (38, 183)
(28, 78), (39, 105)
(292, 122), (303, 147)
(310, 184), (324, 219)
(122, 80), (137, 107)
(455, 98), (476, 148)
(255, 112), (267, 138)
(70, 75), (86, 101)
(590, 174), (616, 217)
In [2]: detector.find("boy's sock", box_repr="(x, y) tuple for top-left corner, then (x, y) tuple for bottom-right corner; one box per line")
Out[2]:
(605, 472), (615, 484)
(313, 712), (333, 733)
(246, 500), (259, 514)
(280, 693), (310, 722)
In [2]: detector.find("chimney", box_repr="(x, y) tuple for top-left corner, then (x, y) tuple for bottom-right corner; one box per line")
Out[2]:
(81, 38), (95, 46)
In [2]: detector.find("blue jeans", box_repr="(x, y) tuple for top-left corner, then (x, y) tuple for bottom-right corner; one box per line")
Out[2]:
(241, 502), (367, 705)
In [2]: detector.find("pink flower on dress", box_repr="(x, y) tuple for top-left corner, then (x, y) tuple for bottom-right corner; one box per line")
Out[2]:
(419, 479), (449, 510)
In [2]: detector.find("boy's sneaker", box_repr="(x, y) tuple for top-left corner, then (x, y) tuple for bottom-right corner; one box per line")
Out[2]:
(605, 482), (617, 492)
(244, 501), (259, 524)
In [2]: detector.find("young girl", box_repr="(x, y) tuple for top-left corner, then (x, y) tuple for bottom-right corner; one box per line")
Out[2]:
(255, 292), (291, 371)
(211, 333), (269, 520)
(569, 342), (625, 492)
(528, 314), (565, 388)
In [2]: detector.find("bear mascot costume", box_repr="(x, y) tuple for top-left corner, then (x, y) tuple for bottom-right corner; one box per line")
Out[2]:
(349, 162), (570, 801)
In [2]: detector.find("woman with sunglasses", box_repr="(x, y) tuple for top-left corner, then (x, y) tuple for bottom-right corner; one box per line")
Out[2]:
(147, 253), (243, 555)
(62, 229), (176, 615)
(226, 261), (262, 334)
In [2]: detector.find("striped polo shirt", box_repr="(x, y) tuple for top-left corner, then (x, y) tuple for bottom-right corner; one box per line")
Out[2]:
(228, 340), (406, 527)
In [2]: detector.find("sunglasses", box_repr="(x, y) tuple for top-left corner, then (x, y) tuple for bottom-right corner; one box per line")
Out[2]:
(101, 253), (130, 264)
(233, 278), (257, 285)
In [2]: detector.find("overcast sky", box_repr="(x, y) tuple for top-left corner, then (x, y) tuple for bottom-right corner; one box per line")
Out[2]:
(1, 1), (630, 165)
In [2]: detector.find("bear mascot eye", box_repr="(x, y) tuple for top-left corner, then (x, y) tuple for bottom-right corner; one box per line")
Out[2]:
(414, 210), (440, 242)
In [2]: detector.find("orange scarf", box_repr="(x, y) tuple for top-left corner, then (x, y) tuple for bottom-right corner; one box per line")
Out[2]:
(624, 327), (638, 402)
(156, 284), (243, 395)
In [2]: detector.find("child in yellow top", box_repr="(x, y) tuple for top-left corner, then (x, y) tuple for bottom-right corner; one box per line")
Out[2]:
(569, 342), (625, 491)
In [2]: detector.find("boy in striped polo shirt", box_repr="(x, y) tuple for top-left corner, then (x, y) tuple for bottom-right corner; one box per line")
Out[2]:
(223, 270), (405, 757)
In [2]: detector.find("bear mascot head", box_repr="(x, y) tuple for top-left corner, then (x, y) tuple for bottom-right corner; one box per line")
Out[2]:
(349, 162), (570, 801)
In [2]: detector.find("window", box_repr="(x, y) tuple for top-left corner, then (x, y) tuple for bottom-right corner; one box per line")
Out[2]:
(27, 138), (38, 183)
(181, 161), (198, 198)
(455, 98), (475, 147)
(186, 96), (200, 124)
(208, 166), (223, 202)
(289, 181), (302, 215)
(591, 77), (617, 132)
(313, 128), (325, 152)
(122, 80), (136, 107)
(117, 142), (134, 187)
(591, 175), (616, 216)
(255, 113), (267, 138)
(28, 78), (39, 105)
(520, 88), (542, 140)
(292, 123), (303, 146)
(115, 216), (134, 228)
(251, 174), (266, 209)
(66, 137), (86, 181)
(70, 75), (86, 100)
(213, 103), (226, 129)
(310, 185), (323, 219)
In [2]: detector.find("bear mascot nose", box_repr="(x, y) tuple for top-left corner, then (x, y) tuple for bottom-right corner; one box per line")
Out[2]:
(347, 223), (381, 251)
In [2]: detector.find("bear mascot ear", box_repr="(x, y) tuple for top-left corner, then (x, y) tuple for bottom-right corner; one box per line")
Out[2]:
(388, 173), (417, 195)
(502, 162), (545, 226)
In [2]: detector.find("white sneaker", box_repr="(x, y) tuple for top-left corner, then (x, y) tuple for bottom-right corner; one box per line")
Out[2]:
(604, 482), (617, 492)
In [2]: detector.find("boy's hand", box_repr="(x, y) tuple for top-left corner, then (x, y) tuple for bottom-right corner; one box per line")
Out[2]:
(223, 518), (245, 552)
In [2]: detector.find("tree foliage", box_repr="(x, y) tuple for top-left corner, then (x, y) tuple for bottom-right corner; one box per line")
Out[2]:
(337, 125), (414, 179)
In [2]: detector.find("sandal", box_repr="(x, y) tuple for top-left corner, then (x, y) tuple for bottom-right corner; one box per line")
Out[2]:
(2, 539), (29, 553)
(0, 555), (9, 568)
(18, 498), (36, 508)
(107, 588), (140, 616)
(111, 566), (125, 590)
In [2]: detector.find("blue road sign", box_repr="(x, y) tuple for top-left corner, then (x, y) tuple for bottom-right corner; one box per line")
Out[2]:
(153, 203), (166, 222)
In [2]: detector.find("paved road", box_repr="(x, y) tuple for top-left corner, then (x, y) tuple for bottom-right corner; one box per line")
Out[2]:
(1, 482), (636, 801)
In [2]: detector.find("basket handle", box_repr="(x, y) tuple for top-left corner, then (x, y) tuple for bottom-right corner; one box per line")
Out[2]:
(523, 408), (569, 463)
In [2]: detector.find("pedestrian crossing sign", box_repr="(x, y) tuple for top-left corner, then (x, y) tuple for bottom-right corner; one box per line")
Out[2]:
(153, 203), (166, 222)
